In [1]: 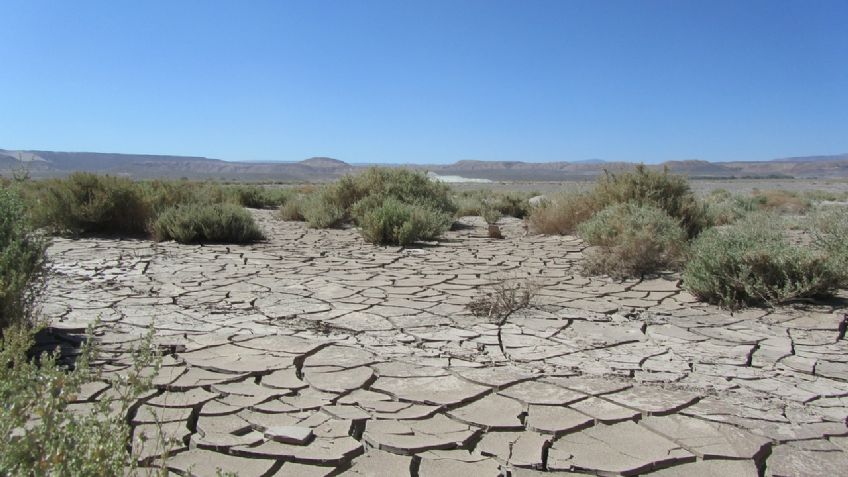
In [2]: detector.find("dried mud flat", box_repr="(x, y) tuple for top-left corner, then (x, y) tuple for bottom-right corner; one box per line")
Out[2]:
(40, 210), (848, 476)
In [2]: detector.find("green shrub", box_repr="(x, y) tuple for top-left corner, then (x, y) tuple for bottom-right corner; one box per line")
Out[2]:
(356, 197), (453, 245)
(803, 189), (848, 203)
(683, 214), (845, 308)
(453, 190), (534, 219)
(140, 180), (238, 214)
(0, 325), (160, 475)
(491, 191), (533, 219)
(348, 168), (456, 214)
(151, 203), (264, 244)
(294, 168), (457, 244)
(454, 194), (484, 217)
(528, 191), (600, 235)
(578, 203), (687, 278)
(225, 185), (295, 209)
(302, 190), (346, 229)
(0, 188), (48, 331)
(481, 205), (502, 225)
(32, 173), (151, 236)
(808, 206), (848, 269)
(278, 196), (307, 221)
(527, 166), (709, 237)
(704, 191), (758, 225)
(594, 165), (710, 237)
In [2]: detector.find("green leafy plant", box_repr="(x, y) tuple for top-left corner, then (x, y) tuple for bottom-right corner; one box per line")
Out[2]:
(0, 324), (161, 475)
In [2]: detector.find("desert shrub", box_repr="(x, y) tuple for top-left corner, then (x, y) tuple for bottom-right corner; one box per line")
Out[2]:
(578, 203), (688, 278)
(356, 196), (453, 245)
(278, 195), (307, 221)
(0, 188), (48, 331)
(593, 165), (710, 237)
(301, 190), (346, 228)
(683, 214), (845, 308)
(808, 206), (848, 269)
(151, 203), (264, 244)
(316, 168), (456, 220)
(225, 185), (268, 208)
(453, 190), (534, 219)
(225, 185), (295, 209)
(296, 168), (457, 244)
(32, 173), (151, 236)
(528, 191), (600, 235)
(0, 325), (160, 475)
(467, 278), (538, 325)
(481, 204), (502, 225)
(491, 191), (533, 218)
(454, 193), (484, 217)
(139, 180), (239, 214)
(704, 191), (758, 225)
(351, 168), (455, 214)
(527, 166), (708, 237)
(802, 189), (848, 203)
(750, 189), (810, 215)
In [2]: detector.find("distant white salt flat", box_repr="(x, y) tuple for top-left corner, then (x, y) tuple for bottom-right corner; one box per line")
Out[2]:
(427, 172), (492, 183)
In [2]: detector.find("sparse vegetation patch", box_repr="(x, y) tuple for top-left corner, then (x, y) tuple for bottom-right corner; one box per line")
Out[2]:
(467, 278), (538, 325)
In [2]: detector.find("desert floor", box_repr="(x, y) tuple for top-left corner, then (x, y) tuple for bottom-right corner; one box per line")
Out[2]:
(40, 209), (848, 476)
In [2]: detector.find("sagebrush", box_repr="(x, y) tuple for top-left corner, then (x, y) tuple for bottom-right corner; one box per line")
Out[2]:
(0, 187), (48, 331)
(151, 203), (265, 244)
(683, 214), (846, 308)
(578, 203), (687, 278)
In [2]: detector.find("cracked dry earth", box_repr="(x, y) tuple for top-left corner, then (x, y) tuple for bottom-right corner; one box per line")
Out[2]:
(39, 210), (848, 476)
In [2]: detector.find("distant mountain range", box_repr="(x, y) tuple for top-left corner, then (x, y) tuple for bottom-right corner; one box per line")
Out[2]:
(2, 148), (848, 181)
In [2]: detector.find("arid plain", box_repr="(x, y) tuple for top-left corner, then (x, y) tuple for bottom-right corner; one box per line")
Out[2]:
(38, 180), (848, 476)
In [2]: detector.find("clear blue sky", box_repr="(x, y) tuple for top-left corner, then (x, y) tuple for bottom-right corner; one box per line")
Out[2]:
(1, 0), (846, 164)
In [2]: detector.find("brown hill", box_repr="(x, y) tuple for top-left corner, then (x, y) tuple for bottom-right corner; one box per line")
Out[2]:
(2, 148), (847, 181)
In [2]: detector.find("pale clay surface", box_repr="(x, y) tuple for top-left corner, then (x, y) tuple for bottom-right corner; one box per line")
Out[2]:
(40, 210), (848, 476)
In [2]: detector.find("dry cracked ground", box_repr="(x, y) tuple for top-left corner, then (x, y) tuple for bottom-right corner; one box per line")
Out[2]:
(38, 210), (848, 476)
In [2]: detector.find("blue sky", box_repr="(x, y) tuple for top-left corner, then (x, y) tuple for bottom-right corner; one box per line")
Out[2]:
(1, 0), (846, 164)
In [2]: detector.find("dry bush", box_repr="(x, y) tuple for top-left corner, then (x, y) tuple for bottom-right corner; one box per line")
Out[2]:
(467, 278), (538, 325)
(528, 191), (600, 235)
(750, 189), (810, 215)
